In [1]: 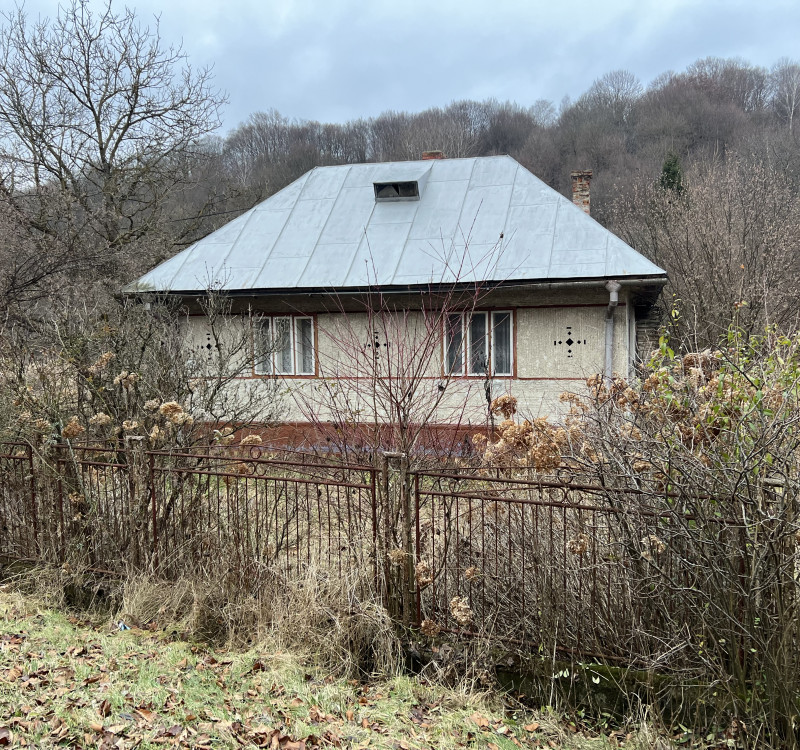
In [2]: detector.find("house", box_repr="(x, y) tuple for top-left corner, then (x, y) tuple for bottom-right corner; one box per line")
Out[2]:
(126, 154), (666, 443)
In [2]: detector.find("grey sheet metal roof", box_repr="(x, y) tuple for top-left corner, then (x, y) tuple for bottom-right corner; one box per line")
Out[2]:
(127, 155), (666, 293)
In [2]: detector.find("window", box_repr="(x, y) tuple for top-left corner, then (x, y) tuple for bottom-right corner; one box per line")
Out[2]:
(444, 311), (513, 377)
(492, 312), (512, 376)
(445, 314), (463, 374)
(469, 313), (488, 375)
(256, 316), (315, 375)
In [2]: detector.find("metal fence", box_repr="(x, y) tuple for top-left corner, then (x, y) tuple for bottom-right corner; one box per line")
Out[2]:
(0, 441), (752, 666)
(412, 470), (689, 662)
(0, 443), (37, 563)
(0, 443), (380, 590)
(146, 447), (379, 594)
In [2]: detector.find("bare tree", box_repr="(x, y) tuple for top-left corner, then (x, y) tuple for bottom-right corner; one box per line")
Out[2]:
(290, 241), (507, 464)
(0, 0), (225, 307)
(583, 69), (643, 126)
(770, 58), (800, 133)
(611, 153), (800, 347)
(685, 56), (770, 113)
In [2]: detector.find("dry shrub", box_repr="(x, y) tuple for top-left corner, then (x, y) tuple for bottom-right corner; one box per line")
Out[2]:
(121, 575), (196, 631)
(2, 562), (121, 614)
(269, 564), (402, 678)
(120, 565), (402, 676)
(417, 639), (497, 693)
(1, 564), (69, 609)
(0, 294), (284, 448)
(120, 573), (280, 646)
(476, 395), (571, 471)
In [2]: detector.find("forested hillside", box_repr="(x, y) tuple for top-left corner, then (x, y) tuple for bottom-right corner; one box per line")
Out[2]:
(211, 60), (800, 227)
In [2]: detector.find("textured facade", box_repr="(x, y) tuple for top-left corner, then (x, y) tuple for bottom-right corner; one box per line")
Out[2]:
(180, 287), (634, 424)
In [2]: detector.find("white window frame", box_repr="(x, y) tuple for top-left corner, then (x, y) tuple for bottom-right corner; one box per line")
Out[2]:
(443, 310), (514, 377)
(255, 315), (315, 376)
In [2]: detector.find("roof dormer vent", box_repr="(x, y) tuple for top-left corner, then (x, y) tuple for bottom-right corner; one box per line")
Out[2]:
(373, 181), (420, 202)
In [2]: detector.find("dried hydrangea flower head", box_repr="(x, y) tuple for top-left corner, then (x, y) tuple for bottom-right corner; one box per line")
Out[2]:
(490, 394), (518, 420)
(158, 401), (183, 419)
(158, 401), (193, 427)
(62, 416), (84, 439)
(87, 351), (115, 376)
(449, 596), (473, 626)
(113, 370), (139, 388)
(567, 533), (589, 556)
(387, 548), (406, 567)
(415, 560), (433, 588)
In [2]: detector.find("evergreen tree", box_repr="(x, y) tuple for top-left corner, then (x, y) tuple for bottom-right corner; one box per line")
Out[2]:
(660, 152), (685, 194)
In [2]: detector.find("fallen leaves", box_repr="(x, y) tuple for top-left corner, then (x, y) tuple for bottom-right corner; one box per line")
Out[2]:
(0, 589), (572, 750)
(469, 712), (490, 730)
(135, 707), (155, 723)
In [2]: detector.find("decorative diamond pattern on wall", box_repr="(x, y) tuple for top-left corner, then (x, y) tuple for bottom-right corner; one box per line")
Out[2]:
(554, 326), (586, 358)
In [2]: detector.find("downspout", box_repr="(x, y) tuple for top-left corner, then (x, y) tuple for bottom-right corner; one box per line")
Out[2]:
(604, 280), (621, 385)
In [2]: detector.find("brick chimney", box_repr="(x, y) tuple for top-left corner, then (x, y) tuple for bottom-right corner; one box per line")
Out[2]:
(422, 150), (445, 160)
(571, 170), (592, 214)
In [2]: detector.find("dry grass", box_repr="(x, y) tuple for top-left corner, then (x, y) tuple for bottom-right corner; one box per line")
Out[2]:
(0, 586), (676, 749)
(117, 563), (402, 679)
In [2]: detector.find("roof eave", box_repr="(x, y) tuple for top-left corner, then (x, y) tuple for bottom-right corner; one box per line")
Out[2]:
(124, 274), (668, 300)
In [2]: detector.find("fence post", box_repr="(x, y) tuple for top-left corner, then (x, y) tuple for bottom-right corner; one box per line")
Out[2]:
(399, 454), (413, 627)
(413, 471), (422, 627)
(380, 452), (394, 616)
(27, 444), (38, 557)
(148, 451), (159, 572)
(380, 451), (415, 626)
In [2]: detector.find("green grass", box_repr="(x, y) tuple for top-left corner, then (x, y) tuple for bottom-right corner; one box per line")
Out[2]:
(0, 587), (671, 749)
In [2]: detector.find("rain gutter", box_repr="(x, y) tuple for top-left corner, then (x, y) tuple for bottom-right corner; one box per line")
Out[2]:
(604, 280), (622, 384)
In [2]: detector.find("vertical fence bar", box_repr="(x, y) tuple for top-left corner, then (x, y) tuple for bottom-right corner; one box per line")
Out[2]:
(414, 472), (422, 627)
(400, 455), (413, 627)
(27, 444), (38, 557)
(148, 451), (159, 572)
(521, 501), (526, 644)
(371, 467), (378, 596)
(381, 453), (393, 615)
(56, 457), (66, 562)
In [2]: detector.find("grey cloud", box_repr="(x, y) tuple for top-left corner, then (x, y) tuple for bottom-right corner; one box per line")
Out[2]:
(17, 0), (800, 131)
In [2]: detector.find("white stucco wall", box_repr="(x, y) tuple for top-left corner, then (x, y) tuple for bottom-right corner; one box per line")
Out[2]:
(181, 292), (632, 424)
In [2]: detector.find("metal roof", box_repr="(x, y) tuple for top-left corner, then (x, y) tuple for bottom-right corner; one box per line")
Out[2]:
(127, 155), (666, 293)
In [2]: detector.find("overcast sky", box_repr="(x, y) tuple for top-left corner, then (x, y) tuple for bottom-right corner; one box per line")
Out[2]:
(17, 0), (800, 133)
